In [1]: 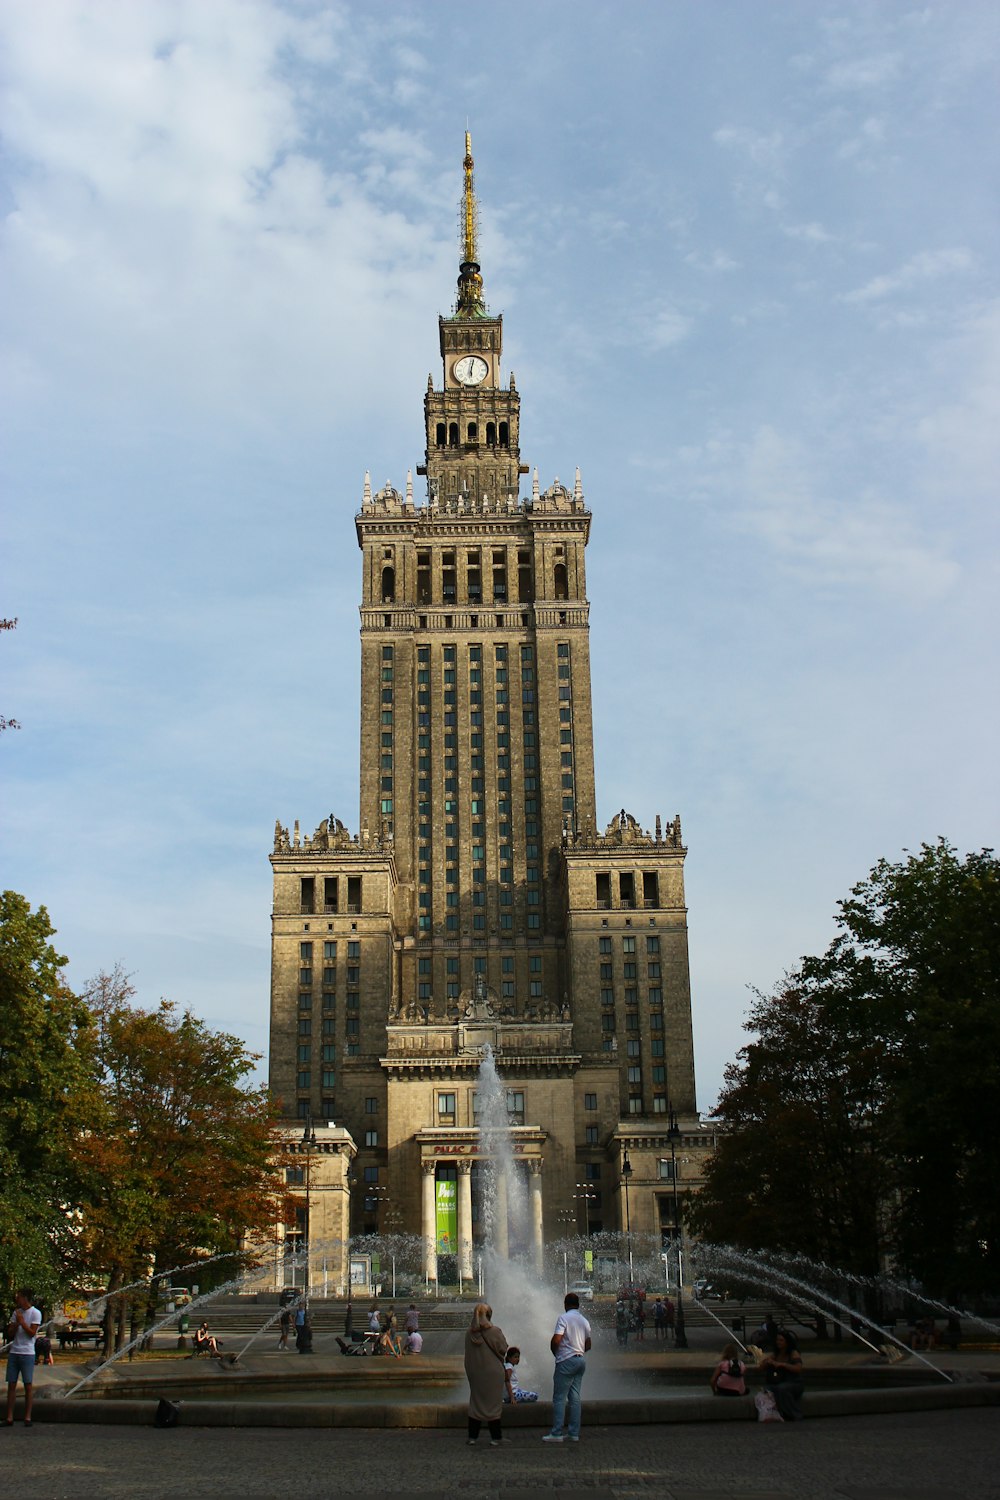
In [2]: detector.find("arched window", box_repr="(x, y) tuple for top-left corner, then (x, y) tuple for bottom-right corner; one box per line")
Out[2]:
(467, 422), (478, 443)
(554, 563), (568, 600)
(486, 422), (497, 447)
(498, 421), (509, 447)
(381, 566), (395, 604)
(448, 422), (459, 447)
(436, 422), (446, 447)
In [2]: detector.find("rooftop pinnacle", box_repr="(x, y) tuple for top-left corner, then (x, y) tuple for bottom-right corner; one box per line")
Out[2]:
(455, 130), (486, 318)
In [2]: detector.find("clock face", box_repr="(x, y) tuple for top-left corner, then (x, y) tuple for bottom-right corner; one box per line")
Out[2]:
(454, 355), (489, 387)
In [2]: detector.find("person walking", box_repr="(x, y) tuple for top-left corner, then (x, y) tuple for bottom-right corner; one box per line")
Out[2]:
(614, 1298), (628, 1347)
(6, 1289), (42, 1427)
(464, 1302), (508, 1446)
(277, 1308), (292, 1350)
(543, 1291), (591, 1444)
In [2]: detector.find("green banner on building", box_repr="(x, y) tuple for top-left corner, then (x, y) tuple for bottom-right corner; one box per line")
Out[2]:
(435, 1178), (457, 1254)
(584, 1249), (593, 1273)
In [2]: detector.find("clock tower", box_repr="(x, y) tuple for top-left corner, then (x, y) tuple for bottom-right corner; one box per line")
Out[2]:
(421, 134), (523, 511)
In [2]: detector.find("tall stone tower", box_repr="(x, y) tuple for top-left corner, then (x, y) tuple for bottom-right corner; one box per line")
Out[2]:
(269, 137), (702, 1276)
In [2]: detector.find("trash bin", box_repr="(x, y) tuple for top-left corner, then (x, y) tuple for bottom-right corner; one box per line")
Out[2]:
(179, 1313), (189, 1335)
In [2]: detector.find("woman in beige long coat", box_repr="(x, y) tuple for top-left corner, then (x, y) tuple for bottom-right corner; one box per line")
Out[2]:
(464, 1302), (508, 1445)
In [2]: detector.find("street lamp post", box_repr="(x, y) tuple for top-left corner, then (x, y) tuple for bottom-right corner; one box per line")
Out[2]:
(301, 1119), (318, 1311)
(667, 1106), (688, 1349)
(575, 1183), (597, 1237)
(621, 1147), (634, 1290)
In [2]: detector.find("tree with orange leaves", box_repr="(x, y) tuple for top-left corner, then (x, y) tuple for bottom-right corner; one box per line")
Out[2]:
(78, 968), (293, 1351)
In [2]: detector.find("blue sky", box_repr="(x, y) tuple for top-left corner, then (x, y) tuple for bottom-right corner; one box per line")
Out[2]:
(3, 1), (998, 1110)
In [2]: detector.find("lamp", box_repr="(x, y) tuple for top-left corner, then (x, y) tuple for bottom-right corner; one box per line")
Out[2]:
(621, 1146), (634, 1289)
(667, 1106), (688, 1349)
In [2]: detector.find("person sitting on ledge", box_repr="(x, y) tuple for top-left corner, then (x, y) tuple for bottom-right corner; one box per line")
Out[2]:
(710, 1342), (747, 1398)
(194, 1323), (221, 1356)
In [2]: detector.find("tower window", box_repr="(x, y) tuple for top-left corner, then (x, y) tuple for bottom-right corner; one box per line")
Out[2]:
(467, 422), (477, 443)
(381, 566), (395, 603)
(499, 421), (509, 446)
(554, 562), (568, 600)
(518, 550), (533, 603)
(486, 421), (496, 446)
(448, 422), (458, 446)
(436, 422), (446, 447)
(417, 552), (431, 605)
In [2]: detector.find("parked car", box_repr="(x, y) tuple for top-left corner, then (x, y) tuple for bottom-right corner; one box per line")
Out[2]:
(279, 1287), (302, 1307)
(156, 1286), (192, 1307)
(692, 1280), (728, 1301)
(570, 1281), (594, 1302)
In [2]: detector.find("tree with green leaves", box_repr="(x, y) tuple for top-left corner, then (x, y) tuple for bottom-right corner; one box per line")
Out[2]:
(0, 892), (98, 1308)
(77, 969), (292, 1349)
(690, 842), (1000, 1300)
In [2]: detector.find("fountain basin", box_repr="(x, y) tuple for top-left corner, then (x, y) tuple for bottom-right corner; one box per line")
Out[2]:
(23, 1380), (1000, 1428)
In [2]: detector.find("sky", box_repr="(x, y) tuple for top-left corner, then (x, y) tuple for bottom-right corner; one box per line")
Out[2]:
(2, 0), (998, 1113)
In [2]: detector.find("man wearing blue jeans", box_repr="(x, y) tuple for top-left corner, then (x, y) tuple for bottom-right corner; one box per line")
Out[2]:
(543, 1292), (592, 1442)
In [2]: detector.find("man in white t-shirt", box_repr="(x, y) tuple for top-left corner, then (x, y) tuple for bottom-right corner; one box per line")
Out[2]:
(6, 1288), (42, 1426)
(542, 1292), (592, 1442)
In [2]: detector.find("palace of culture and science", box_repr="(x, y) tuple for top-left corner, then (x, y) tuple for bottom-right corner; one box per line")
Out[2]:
(266, 139), (714, 1285)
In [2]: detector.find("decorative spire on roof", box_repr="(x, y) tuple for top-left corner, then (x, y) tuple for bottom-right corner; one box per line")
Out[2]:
(455, 131), (487, 318)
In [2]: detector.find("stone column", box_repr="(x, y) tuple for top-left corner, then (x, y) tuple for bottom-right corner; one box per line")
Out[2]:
(421, 1161), (438, 1283)
(495, 1171), (509, 1259)
(458, 1161), (474, 1281)
(529, 1159), (544, 1276)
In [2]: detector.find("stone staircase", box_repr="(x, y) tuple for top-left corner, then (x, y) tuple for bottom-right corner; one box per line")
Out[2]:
(185, 1293), (810, 1342)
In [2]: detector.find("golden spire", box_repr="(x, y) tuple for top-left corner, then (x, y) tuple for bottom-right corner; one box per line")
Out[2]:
(455, 130), (486, 317)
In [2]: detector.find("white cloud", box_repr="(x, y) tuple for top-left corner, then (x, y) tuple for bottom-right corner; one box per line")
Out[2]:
(826, 52), (901, 90)
(838, 114), (887, 161)
(713, 126), (785, 168)
(641, 305), (693, 351)
(844, 248), (975, 304)
(915, 299), (1000, 503)
(0, 2), (451, 437)
(738, 426), (959, 600)
(684, 249), (740, 273)
(782, 221), (836, 244)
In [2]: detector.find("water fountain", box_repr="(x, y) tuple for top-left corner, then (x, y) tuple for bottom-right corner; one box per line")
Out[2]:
(35, 1044), (996, 1427)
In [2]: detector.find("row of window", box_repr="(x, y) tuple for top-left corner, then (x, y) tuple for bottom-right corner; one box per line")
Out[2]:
(595, 871), (660, 909)
(299, 876), (363, 914)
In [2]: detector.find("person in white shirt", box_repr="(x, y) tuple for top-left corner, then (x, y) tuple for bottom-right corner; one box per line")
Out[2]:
(542, 1293), (592, 1442)
(6, 1288), (42, 1427)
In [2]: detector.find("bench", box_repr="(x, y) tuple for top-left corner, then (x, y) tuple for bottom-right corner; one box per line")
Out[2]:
(57, 1326), (103, 1350)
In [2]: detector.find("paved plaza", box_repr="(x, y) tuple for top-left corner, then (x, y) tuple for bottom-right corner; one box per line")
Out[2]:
(2, 1408), (997, 1499)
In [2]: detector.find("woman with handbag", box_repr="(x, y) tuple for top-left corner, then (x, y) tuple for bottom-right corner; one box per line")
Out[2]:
(464, 1302), (509, 1446)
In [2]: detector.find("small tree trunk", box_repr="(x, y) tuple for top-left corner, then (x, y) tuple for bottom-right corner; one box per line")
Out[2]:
(115, 1293), (127, 1353)
(102, 1269), (122, 1360)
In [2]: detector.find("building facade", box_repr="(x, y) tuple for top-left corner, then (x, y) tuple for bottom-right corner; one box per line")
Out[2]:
(268, 138), (713, 1276)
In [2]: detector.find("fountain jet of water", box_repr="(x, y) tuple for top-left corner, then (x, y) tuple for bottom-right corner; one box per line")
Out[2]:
(85, 1248), (259, 1318)
(63, 1256), (286, 1399)
(693, 1297), (752, 1356)
(703, 1246), (954, 1383)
